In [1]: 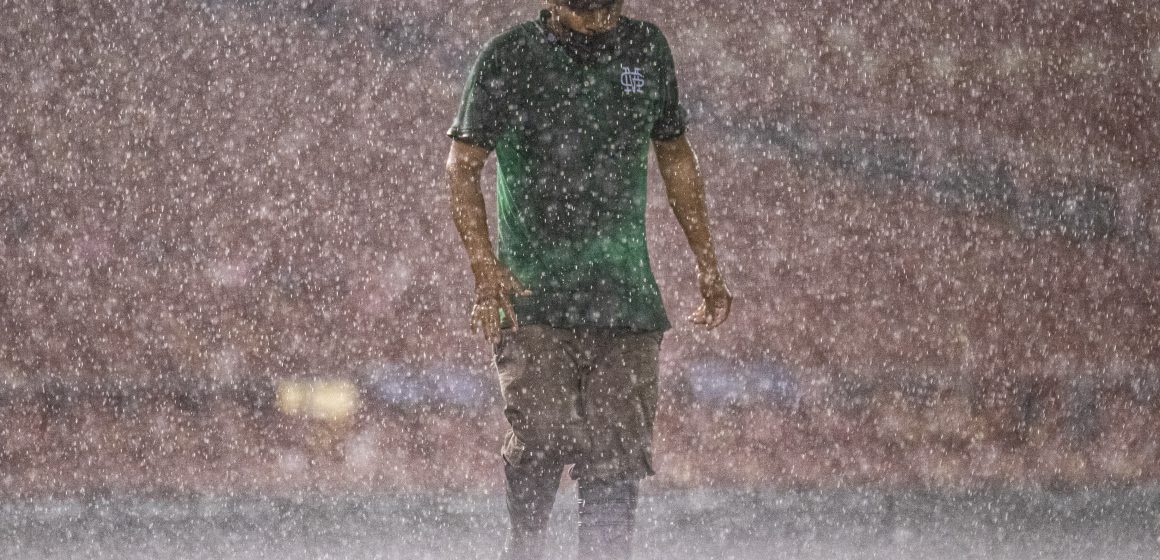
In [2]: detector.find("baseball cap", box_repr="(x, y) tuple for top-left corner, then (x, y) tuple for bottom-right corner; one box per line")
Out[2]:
(558, 0), (618, 9)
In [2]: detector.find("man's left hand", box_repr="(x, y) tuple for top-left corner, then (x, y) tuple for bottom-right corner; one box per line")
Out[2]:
(689, 270), (732, 329)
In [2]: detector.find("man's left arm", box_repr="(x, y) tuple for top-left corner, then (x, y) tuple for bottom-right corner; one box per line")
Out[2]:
(654, 134), (732, 329)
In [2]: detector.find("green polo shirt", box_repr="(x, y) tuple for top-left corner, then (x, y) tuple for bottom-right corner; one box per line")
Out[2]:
(449, 10), (687, 332)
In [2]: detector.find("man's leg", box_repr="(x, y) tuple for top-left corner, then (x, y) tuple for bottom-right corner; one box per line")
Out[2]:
(495, 326), (587, 560)
(573, 330), (663, 560)
(577, 477), (639, 560)
(502, 458), (564, 560)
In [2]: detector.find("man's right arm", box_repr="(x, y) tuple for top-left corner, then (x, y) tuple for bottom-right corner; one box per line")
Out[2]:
(446, 139), (527, 343)
(448, 139), (497, 274)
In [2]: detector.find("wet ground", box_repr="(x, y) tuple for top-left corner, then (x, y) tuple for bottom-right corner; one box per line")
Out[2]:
(2, 487), (1158, 559)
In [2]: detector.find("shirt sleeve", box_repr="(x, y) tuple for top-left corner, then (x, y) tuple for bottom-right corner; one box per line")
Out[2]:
(448, 38), (512, 151)
(650, 31), (688, 142)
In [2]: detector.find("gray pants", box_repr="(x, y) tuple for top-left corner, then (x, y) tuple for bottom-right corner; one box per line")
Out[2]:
(494, 325), (663, 560)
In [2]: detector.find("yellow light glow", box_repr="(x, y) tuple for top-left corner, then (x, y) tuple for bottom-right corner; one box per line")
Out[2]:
(275, 379), (360, 421)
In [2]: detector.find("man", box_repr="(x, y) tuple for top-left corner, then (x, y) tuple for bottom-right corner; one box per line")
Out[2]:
(446, 1), (731, 558)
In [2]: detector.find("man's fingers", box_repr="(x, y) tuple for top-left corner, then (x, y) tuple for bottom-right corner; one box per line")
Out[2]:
(470, 305), (486, 334)
(502, 297), (520, 332)
(707, 304), (728, 329)
(486, 325), (499, 344)
(509, 285), (533, 298)
(689, 303), (708, 325)
(472, 300), (502, 342)
(708, 297), (731, 329)
(473, 267), (528, 344)
(501, 275), (532, 298)
(505, 285), (533, 298)
(689, 296), (731, 329)
(703, 308), (719, 329)
(482, 309), (500, 344)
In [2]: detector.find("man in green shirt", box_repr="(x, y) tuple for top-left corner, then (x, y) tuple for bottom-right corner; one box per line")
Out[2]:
(447, 1), (731, 558)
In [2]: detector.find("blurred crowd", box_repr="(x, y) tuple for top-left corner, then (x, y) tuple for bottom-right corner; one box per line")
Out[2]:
(1, 0), (1158, 494)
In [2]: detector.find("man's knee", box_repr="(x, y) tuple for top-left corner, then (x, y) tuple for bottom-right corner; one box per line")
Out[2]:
(502, 428), (591, 469)
(569, 445), (654, 483)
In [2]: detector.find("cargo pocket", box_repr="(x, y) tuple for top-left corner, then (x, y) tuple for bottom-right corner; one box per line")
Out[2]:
(501, 431), (528, 467)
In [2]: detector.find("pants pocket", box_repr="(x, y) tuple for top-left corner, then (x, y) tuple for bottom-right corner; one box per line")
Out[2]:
(502, 431), (528, 467)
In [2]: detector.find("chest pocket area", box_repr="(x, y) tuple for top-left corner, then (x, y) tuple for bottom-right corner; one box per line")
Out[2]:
(606, 65), (658, 145)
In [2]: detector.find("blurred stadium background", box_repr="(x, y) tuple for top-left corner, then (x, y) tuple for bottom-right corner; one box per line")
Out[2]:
(1, 0), (1159, 499)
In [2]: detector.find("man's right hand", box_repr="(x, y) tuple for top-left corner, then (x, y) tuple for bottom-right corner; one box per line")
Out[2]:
(448, 140), (526, 346)
(470, 263), (532, 344)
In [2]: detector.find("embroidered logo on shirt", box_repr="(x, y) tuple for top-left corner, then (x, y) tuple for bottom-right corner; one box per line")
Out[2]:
(620, 67), (645, 94)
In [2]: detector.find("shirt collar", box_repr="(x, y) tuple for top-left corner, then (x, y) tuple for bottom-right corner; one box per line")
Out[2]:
(537, 9), (625, 64)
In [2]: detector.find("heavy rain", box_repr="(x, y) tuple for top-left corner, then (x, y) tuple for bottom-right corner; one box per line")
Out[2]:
(1, 1), (1158, 559)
